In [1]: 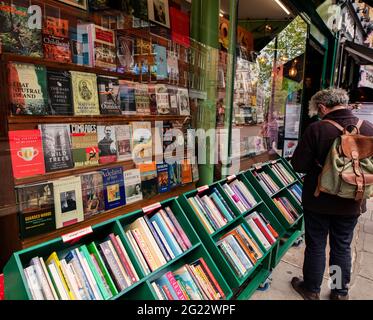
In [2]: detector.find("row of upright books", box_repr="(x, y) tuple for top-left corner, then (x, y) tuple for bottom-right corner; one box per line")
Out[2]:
(16, 162), (198, 239)
(10, 121), (190, 179)
(9, 62), (191, 116)
(273, 197), (301, 225)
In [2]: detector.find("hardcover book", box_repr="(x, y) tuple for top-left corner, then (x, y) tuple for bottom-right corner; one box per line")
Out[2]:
(43, 16), (71, 63)
(71, 71), (100, 116)
(16, 182), (55, 238)
(138, 162), (158, 199)
(97, 125), (118, 164)
(101, 167), (126, 210)
(70, 23), (91, 66)
(135, 83), (151, 115)
(39, 124), (74, 172)
(119, 80), (137, 115)
(117, 34), (135, 73)
(70, 124), (99, 167)
(177, 88), (190, 116)
(80, 172), (105, 219)
(97, 76), (121, 115)
(8, 62), (48, 115)
(0, 2), (43, 57)
(170, 7), (190, 47)
(9, 130), (45, 179)
(167, 86), (179, 115)
(53, 177), (84, 229)
(47, 70), (73, 115)
(155, 85), (170, 115)
(157, 163), (170, 193)
(131, 122), (152, 163)
(153, 45), (168, 80)
(115, 125), (132, 162)
(123, 169), (143, 204)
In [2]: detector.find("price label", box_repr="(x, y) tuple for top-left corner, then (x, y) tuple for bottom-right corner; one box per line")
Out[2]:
(143, 202), (162, 214)
(254, 164), (262, 170)
(62, 227), (93, 243)
(197, 185), (209, 193)
(227, 175), (236, 182)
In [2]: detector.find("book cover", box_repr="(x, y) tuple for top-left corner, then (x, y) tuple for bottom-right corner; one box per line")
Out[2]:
(70, 23), (91, 66)
(138, 162), (158, 199)
(157, 163), (170, 193)
(119, 80), (137, 115)
(80, 172), (105, 219)
(153, 45), (168, 80)
(9, 130), (45, 179)
(132, 0), (148, 20)
(192, 164), (199, 182)
(97, 76), (121, 115)
(97, 125), (117, 164)
(167, 51), (179, 82)
(170, 7), (190, 47)
(115, 125), (132, 162)
(101, 167), (126, 210)
(43, 16), (71, 63)
(167, 86), (179, 115)
(173, 267), (203, 300)
(131, 122), (152, 163)
(168, 162), (181, 189)
(117, 34), (135, 73)
(123, 169), (143, 204)
(47, 70), (73, 115)
(0, 3), (43, 57)
(92, 24), (117, 70)
(39, 124), (74, 172)
(155, 84), (170, 115)
(148, 84), (158, 115)
(8, 62), (48, 115)
(181, 160), (192, 185)
(71, 71), (100, 115)
(16, 182), (55, 238)
(70, 124), (99, 167)
(53, 177), (84, 229)
(177, 88), (190, 116)
(135, 83), (151, 115)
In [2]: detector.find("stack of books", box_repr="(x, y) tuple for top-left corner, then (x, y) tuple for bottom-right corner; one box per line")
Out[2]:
(22, 233), (140, 300)
(151, 258), (225, 300)
(252, 170), (280, 195)
(221, 179), (257, 214)
(125, 207), (192, 273)
(187, 188), (236, 234)
(289, 184), (302, 205)
(273, 197), (300, 224)
(245, 212), (279, 251)
(270, 162), (295, 186)
(217, 225), (263, 277)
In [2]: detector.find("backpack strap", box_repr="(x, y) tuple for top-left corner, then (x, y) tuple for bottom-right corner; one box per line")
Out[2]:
(323, 119), (364, 134)
(322, 119), (344, 132)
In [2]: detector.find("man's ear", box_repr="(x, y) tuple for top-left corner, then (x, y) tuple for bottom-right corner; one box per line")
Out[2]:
(319, 104), (327, 114)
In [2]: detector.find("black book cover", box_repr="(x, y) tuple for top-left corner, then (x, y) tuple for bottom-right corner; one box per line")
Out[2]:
(47, 70), (73, 115)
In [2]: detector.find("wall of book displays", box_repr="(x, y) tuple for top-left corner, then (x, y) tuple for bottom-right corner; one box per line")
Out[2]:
(3, 198), (232, 300)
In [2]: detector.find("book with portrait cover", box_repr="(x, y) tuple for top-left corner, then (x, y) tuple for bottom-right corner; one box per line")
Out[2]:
(101, 167), (126, 210)
(138, 162), (158, 199)
(8, 62), (48, 115)
(123, 168), (143, 204)
(9, 130), (45, 179)
(119, 80), (137, 115)
(97, 76), (121, 115)
(97, 125), (117, 164)
(156, 163), (170, 193)
(39, 124), (74, 172)
(168, 162), (181, 189)
(115, 125), (132, 162)
(16, 182), (55, 238)
(70, 124), (99, 167)
(47, 70), (73, 115)
(53, 176), (84, 229)
(135, 83), (151, 115)
(177, 88), (190, 116)
(155, 84), (170, 115)
(131, 121), (152, 163)
(153, 44), (168, 80)
(80, 172), (105, 219)
(43, 16), (71, 63)
(117, 34), (135, 73)
(71, 71), (100, 116)
(148, 84), (158, 115)
(0, 2), (43, 57)
(167, 86), (179, 115)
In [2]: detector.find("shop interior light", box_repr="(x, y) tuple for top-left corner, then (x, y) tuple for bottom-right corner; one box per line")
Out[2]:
(219, 10), (224, 17)
(274, 0), (291, 15)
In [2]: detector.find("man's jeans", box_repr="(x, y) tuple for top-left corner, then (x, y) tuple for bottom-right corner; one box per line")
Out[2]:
(303, 211), (358, 296)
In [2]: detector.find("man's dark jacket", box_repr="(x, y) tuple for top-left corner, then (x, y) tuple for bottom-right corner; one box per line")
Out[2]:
(292, 108), (373, 216)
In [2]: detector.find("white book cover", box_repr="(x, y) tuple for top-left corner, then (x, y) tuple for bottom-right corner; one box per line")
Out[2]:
(30, 257), (55, 300)
(106, 240), (132, 286)
(250, 212), (276, 243)
(177, 88), (190, 116)
(246, 219), (271, 250)
(125, 230), (151, 275)
(155, 84), (170, 115)
(47, 262), (70, 300)
(60, 259), (83, 300)
(151, 220), (176, 260)
(24, 265), (44, 300)
(123, 169), (143, 204)
(39, 257), (59, 300)
(53, 176), (84, 229)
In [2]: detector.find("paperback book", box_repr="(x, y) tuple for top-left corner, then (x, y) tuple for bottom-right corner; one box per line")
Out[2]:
(153, 44), (168, 80)
(131, 122), (152, 163)
(115, 125), (132, 162)
(97, 76), (121, 115)
(138, 162), (158, 199)
(70, 124), (99, 167)
(157, 163), (170, 193)
(80, 172), (105, 219)
(177, 88), (190, 116)
(97, 125), (118, 164)
(117, 34), (135, 73)
(101, 167), (126, 210)
(123, 169), (143, 204)
(119, 80), (136, 115)
(155, 85), (170, 115)
(135, 83), (151, 115)
(167, 86), (179, 115)
(47, 70), (73, 115)
(148, 84), (158, 115)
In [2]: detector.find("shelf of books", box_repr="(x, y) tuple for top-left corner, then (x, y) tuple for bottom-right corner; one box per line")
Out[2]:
(243, 158), (304, 268)
(178, 172), (287, 299)
(3, 198), (232, 300)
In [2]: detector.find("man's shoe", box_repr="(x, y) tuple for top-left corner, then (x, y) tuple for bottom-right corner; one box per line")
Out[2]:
(291, 277), (320, 300)
(330, 292), (349, 300)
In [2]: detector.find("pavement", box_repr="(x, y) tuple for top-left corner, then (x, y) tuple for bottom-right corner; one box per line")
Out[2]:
(251, 200), (373, 300)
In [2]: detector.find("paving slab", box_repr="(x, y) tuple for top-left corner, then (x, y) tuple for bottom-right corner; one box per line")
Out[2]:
(349, 276), (373, 300)
(363, 220), (373, 235)
(363, 233), (373, 254)
(358, 252), (373, 280)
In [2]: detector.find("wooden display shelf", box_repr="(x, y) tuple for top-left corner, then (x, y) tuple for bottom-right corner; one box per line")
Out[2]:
(21, 182), (196, 249)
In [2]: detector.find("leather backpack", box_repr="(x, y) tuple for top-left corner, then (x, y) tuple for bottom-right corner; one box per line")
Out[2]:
(315, 119), (373, 201)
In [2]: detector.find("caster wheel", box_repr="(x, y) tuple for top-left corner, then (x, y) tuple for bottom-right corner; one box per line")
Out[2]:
(257, 282), (271, 292)
(293, 237), (304, 247)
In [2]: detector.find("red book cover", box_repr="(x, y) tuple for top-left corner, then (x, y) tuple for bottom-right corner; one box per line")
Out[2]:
(253, 217), (275, 245)
(162, 285), (174, 300)
(170, 7), (190, 48)
(9, 130), (45, 179)
(165, 271), (186, 300)
(198, 258), (225, 299)
(0, 274), (4, 300)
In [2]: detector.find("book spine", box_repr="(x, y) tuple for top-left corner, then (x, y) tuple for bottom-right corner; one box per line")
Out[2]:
(151, 220), (176, 260)
(131, 228), (158, 272)
(218, 242), (244, 277)
(236, 181), (257, 206)
(24, 265), (45, 300)
(209, 193), (234, 222)
(60, 259), (83, 300)
(30, 257), (54, 300)
(221, 184), (246, 213)
(212, 187), (236, 218)
(188, 265), (213, 300)
(159, 208), (187, 252)
(246, 219), (272, 250)
(47, 263), (69, 300)
(253, 217), (276, 245)
(198, 258), (225, 299)
(230, 184), (251, 210)
(224, 235), (253, 271)
(115, 235), (140, 282)
(188, 197), (214, 233)
(39, 257), (59, 300)
(236, 226), (263, 260)
(185, 265), (209, 300)
(165, 272), (186, 300)
(194, 196), (220, 230)
(164, 206), (192, 249)
(90, 253), (113, 299)
(151, 282), (165, 300)
(195, 264), (219, 300)
(125, 230), (151, 275)
(201, 195), (228, 227)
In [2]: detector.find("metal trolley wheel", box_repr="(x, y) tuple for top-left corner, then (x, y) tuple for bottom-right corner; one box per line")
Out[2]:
(293, 236), (304, 248)
(257, 274), (273, 292)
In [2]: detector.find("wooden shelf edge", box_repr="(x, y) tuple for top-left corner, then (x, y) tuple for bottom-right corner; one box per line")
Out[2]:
(21, 183), (196, 249)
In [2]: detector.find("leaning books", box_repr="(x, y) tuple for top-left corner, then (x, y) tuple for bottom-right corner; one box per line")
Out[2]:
(81, 172), (105, 219)
(70, 124), (99, 167)
(97, 76), (121, 115)
(115, 125), (132, 162)
(123, 169), (143, 205)
(97, 125), (117, 164)
(47, 70), (73, 115)
(101, 167), (126, 211)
